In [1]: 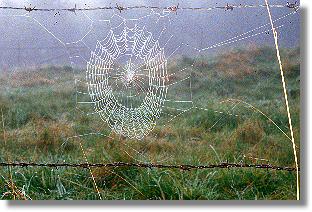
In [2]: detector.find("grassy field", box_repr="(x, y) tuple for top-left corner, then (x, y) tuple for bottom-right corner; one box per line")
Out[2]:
(0, 46), (300, 200)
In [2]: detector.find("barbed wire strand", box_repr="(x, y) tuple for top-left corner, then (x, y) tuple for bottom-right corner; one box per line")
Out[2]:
(0, 1), (300, 198)
(0, 162), (299, 172)
(0, 3), (300, 13)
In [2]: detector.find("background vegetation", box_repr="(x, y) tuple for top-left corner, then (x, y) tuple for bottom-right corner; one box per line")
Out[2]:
(0, 46), (300, 200)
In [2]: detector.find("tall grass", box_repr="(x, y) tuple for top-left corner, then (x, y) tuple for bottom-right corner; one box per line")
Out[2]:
(0, 47), (300, 200)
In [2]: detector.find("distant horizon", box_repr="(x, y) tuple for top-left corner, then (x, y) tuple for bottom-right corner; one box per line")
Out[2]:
(0, 0), (300, 68)
(0, 45), (300, 71)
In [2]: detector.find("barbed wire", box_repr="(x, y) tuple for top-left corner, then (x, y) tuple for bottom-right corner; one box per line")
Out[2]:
(0, 2), (300, 14)
(0, 162), (299, 172)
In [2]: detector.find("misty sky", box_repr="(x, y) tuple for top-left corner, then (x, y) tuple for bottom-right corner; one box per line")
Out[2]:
(0, 0), (300, 68)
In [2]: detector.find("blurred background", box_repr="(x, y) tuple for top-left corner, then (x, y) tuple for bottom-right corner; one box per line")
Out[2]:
(0, 0), (300, 68)
(0, 0), (301, 200)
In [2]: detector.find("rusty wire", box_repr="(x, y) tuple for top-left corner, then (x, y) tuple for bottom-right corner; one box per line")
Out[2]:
(0, 0), (300, 178)
(0, 162), (298, 172)
(0, 3), (300, 13)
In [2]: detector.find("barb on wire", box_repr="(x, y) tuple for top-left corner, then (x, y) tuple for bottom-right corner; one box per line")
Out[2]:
(0, 3), (300, 13)
(0, 162), (299, 172)
(24, 4), (35, 13)
(168, 3), (179, 14)
(115, 3), (124, 13)
(225, 3), (234, 11)
(68, 4), (77, 14)
(286, 1), (299, 11)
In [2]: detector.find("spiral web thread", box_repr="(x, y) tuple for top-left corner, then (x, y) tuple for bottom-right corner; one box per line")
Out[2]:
(0, 3), (300, 199)
(0, 6), (298, 141)
(86, 25), (168, 139)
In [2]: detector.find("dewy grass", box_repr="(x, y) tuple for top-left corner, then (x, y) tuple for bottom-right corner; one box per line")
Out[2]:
(0, 46), (300, 200)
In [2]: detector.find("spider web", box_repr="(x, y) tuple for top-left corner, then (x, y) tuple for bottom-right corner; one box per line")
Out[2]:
(0, 4), (299, 148)
(66, 9), (236, 140)
(0, 2), (301, 199)
(88, 25), (170, 140)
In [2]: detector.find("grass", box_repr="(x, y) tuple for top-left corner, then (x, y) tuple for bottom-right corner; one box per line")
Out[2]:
(0, 46), (300, 200)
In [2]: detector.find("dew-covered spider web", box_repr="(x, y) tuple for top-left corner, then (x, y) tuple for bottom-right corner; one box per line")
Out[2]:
(0, 0), (301, 200)
(65, 7), (299, 141)
(0, 1), (299, 145)
(0, 1), (300, 147)
(82, 22), (168, 140)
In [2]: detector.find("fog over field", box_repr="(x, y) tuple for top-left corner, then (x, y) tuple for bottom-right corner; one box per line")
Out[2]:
(0, 0), (300, 68)
(0, 0), (301, 200)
